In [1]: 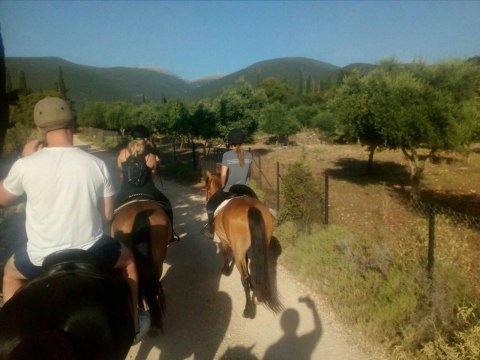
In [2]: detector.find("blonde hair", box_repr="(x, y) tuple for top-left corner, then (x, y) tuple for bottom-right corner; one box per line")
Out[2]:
(127, 139), (146, 157)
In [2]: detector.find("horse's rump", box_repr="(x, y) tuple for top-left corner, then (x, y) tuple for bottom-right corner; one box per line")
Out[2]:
(214, 196), (282, 317)
(0, 269), (133, 360)
(111, 199), (170, 329)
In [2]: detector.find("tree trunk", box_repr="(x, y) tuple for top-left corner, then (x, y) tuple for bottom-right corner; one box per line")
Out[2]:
(401, 147), (431, 198)
(367, 145), (376, 174)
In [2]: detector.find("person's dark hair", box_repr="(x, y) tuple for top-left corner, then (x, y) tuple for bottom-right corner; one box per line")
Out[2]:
(131, 125), (150, 139)
(227, 128), (245, 145)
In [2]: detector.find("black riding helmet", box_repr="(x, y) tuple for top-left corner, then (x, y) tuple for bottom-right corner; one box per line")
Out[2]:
(131, 125), (150, 139)
(227, 128), (245, 145)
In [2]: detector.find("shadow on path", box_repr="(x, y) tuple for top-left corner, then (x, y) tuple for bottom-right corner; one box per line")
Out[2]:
(263, 296), (322, 360)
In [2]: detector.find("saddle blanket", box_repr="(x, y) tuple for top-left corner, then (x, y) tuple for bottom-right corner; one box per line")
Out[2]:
(214, 198), (233, 218)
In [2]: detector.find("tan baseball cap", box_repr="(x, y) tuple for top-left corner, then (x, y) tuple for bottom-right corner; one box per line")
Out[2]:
(34, 97), (73, 132)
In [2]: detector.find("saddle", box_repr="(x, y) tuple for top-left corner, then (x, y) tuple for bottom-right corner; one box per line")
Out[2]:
(42, 249), (102, 277)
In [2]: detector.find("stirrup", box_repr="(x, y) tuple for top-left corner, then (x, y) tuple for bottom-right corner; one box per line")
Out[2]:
(172, 230), (181, 243)
(200, 223), (214, 239)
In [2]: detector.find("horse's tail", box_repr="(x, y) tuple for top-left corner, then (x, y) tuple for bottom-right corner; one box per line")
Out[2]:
(146, 208), (169, 330)
(248, 207), (283, 313)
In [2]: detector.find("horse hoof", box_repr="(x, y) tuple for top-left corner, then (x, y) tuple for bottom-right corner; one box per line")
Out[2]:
(242, 309), (256, 319)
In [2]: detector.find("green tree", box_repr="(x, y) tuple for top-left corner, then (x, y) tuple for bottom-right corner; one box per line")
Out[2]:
(260, 101), (301, 145)
(329, 69), (385, 171)
(289, 105), (319, 128)
(54, 66), (68, 99)
(77, 101), (109, 129)
(297, 70), (304, 96)
(306, 75), (312, 95)
(258, 77), (291, 104)
(213, 78), (266, 140)
(104, 101), (134, 134)
(330, 59), (480, 195)
(190, 100), (219, 154)
(18, 71), (28, 95)
(5, 70), (12, 93)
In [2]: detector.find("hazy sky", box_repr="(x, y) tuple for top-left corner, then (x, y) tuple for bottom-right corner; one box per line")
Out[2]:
(1, 1), (479, 80)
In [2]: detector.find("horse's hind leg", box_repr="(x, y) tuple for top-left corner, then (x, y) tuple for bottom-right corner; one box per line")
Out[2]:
(237, 258), (256, 319)
(220, 242), (234, 276)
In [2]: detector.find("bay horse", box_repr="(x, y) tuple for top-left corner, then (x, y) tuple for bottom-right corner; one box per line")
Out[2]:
(0, 249), (134, 360)
(111, 199), (171, 330)
(205, 171), (283, 318)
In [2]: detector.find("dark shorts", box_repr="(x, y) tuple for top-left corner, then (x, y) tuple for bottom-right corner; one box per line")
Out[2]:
(14, 235), (122, 279)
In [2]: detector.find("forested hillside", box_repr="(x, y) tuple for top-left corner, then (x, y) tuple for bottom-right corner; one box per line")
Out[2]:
(5, 56), (345, 105)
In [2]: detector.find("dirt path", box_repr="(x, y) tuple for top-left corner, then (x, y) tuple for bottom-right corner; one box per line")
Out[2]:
(72, 138), (388, 359)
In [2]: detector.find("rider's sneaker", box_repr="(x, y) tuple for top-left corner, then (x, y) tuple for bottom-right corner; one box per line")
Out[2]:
(133, 309), (151, 345)
(200, 223), (214, 239)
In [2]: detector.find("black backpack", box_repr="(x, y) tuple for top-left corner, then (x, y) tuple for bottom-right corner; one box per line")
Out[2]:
(125, 155), (149, 187)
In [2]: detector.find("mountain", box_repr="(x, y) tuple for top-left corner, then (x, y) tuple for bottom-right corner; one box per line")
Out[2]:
(5, 57), (192, 105)
(188, 57), (340, 99)
(5, 56), (366, 105)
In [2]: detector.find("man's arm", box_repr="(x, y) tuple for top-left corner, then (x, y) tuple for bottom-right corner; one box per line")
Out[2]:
(0, 182), (18, 206)
(99, 196), (114, 224)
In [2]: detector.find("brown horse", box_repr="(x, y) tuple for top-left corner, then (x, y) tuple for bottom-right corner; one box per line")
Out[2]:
(205, 172), (283, 318)
(111, 199), (171, 330)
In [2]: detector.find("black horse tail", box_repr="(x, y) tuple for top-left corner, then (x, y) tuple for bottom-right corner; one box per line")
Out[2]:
(7, 330), (76, 360)
(248, 207), (283, 313)
(132, 209), (166, 331)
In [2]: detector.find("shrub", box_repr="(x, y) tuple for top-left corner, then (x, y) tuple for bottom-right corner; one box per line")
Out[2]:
(278, 161), (323, 232)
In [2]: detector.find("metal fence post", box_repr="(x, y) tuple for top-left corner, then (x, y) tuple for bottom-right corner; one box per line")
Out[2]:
(427, 207), (436, 278)
(324, 173), (329, 225)
(276, 162), (280, 211)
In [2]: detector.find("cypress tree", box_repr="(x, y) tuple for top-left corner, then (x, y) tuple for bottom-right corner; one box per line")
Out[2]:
(5, 70), (12, 93)
(298, 70), (304, 95)
(54, 66), (68, 98)
(18, 70), (28, 94)
(306, 75), (312, 94)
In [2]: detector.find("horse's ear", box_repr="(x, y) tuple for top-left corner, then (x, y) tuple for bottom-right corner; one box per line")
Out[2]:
(206, 170), (212, 178)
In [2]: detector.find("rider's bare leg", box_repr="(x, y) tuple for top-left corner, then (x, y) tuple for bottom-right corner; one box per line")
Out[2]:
(2, 256), (27, 303)
(115, 245), (139, 332)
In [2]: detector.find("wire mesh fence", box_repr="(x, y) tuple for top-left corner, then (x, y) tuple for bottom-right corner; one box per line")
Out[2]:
(244, 149), (480, 286)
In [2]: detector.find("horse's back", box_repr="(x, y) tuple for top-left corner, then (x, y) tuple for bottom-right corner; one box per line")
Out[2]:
(216, 196), (274, 250)
(221, 197), (273, 234)
(113, 200), (170, 230)
(0, 271), (133, 360)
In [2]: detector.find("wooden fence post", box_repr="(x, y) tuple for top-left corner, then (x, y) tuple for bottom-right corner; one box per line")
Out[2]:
(276, 162), (280, 211)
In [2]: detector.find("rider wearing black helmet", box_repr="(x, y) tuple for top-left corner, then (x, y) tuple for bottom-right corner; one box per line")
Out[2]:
(202, 128), (257, 238)
(115, 126), (178, 242)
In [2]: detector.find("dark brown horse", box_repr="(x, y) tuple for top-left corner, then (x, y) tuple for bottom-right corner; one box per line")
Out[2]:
(0, 250), (134, 360)
(111, 199), (171, 330)
(205, 172), (282, 318)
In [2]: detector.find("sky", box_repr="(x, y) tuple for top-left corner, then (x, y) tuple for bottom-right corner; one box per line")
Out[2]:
(1, 1), (479, 80)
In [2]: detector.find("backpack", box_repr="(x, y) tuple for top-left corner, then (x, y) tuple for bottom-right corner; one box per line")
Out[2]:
(125, 154), (149, 187)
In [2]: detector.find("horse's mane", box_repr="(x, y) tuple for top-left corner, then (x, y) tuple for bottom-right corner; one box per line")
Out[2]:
(206, 171), (222, 189)
(205, 171), (222, 200)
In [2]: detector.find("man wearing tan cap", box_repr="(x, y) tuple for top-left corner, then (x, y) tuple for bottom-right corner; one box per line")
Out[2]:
(0, 97), (149, 343)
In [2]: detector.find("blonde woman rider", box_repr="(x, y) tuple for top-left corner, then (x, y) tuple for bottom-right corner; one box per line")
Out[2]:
(115, 125), (175, 236)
